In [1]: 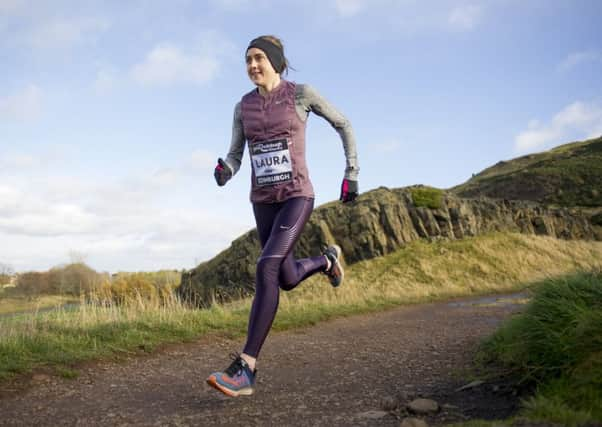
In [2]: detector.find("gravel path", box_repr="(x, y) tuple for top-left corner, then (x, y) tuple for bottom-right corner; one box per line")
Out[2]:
(0, 294), (526, 426)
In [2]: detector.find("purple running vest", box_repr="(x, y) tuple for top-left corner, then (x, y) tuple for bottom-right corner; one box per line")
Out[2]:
(240, 80), (314, 203)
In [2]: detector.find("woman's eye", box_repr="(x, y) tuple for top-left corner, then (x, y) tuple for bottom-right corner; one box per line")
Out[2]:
(246, 54), (266, 65)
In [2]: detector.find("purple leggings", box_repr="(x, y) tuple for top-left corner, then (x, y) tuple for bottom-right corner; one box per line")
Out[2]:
(243, 197), (327, 358)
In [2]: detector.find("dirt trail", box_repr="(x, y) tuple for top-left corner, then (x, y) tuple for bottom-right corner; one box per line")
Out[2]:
(0, 295), (526, 426)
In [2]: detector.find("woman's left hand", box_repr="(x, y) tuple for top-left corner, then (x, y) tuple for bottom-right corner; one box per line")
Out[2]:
(340, 179), (358, 203)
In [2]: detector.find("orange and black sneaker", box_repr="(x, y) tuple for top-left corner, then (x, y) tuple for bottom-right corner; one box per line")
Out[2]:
(323, 244), (344, 287)
(206, 353), (256, 397)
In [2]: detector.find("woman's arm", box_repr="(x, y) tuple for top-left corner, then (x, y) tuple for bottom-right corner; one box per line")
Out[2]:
(297, 84), (359, 201)
(215, 103), (246, 186)
(297, 84), (359, 181)
(223, 102), (246, 176)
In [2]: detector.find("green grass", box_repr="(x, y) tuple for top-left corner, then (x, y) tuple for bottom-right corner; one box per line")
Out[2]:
(0, 297), (250, 381)
(410, 186), (444, 209)
(0, 233), (601, 384)
(476, 271), (602, 426)
(0, 295), (78, 315)
(452, 136), (602, 206)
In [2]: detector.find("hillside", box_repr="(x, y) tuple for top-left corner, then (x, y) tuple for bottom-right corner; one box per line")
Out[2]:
(178, 187), (597, 306)
(451, 136), (602, 207)
(178, 137), (602, 307)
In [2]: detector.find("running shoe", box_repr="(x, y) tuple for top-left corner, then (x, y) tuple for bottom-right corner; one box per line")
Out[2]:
(206, 353), (256, 397)
(323, 244), (344, 287)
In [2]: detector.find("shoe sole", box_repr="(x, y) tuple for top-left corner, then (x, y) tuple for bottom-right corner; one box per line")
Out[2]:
(206, 375), (254, 397)
(329, 245), (344, 288)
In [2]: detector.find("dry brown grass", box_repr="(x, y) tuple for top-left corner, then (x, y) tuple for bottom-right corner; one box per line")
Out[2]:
(1, 232), (601, 380)
(278, 233), (602, 313)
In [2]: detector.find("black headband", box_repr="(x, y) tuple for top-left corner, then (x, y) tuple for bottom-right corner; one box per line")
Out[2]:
(246, 38), (286, 74)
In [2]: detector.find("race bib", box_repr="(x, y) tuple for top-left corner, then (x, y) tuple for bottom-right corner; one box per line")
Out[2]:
(250, 139), (293, 186)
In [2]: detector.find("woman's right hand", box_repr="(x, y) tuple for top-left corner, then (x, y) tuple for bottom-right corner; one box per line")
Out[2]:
(214, 158), (232, 186)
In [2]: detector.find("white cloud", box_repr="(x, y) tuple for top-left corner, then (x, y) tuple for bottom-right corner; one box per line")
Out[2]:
(0, 147), (253, 272)
(24, 16), (110, 49)
(448, 4), (482, 31)
(131, 43), (220, 87)
(0, 0), (23, 14)
(188, 149), (216, 171)
(0, 153), (39, 169)
(514, 101), (602, 153)
(0, 146), (70, 178)
(318, 1), (488, 35)
(557, 50), (602, 73)
(0, 84), (42, 121)
(93, 66), (118, 95)
(209, 0), (251, 10)
(0, 184), (100, 236)
(334, 0), (366, 17)
(0, 184), (21, 215)
(150, 168), (179, 187)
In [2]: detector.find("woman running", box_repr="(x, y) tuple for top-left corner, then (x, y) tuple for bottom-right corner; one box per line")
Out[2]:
(206, 35), (359, 397)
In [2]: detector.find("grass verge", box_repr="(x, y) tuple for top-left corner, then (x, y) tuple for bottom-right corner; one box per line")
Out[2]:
(471, 270), (602, 426)
(1, 232), (601, 383)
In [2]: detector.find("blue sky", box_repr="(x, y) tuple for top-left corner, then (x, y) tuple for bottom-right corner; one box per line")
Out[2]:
(1, 0), (601, 273)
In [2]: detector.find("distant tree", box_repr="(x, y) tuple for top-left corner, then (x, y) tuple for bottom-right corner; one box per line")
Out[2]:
(49, 263), (104, 295)
(15, 271), (51, 299)
(0, 263), (14, 285)
(11, 263), (104, 298)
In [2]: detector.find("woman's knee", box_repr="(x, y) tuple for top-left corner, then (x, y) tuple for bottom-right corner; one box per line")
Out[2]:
(277, 255), (298, 291)
(278, 281), (296, 291)
(256, 257), (282, 285)
(257, 258), (296, 291)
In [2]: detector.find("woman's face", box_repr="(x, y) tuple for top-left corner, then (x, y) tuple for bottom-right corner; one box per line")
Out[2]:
(246, 47), (278, 87)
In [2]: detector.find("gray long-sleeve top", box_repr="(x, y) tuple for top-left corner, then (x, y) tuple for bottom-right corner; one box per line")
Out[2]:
(223, 83), (359, 181)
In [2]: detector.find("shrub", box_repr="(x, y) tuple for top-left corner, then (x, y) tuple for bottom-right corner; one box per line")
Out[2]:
(410, 186), (444, 209)
(48, 263), (106, 295)
(14, 271), (51, 298)
(91, 271), (181, 306)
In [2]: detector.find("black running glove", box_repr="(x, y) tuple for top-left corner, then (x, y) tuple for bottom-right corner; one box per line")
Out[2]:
(214, 158), (232, 186)
(340, 178), (359, 203)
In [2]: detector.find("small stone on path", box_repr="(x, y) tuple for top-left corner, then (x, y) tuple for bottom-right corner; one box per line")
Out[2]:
(400, 417), (429, 427)
(407, 398), (439, 415)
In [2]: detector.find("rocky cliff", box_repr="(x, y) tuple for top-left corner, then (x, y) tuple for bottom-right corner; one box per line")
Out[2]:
(178, 187), (597, 306)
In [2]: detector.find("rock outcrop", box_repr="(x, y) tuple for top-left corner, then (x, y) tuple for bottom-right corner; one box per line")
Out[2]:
(178, 187), (597, 306)
(452, 136), (602, 208)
